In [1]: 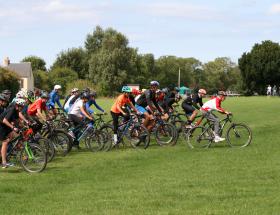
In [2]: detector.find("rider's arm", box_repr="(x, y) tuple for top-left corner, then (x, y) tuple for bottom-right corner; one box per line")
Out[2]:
(19, 112), (29, 124)
(215, 98), (227, 113)
(2, 118), (15, 129)
(36, 108), (47, 121)
(128, 101), (138, 113)
(92, 100), (105, 112)
(55, 96), (63, 109)
(80, 105), (93, 121)
(85, 102), (94, 115)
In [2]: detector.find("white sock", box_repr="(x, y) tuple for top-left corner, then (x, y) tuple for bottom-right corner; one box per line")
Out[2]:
(114, 134), (118, 143)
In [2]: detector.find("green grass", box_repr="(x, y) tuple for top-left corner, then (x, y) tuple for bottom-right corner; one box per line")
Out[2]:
(1, 96), (280, 214)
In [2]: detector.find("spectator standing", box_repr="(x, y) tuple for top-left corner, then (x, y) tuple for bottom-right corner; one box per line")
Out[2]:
(267, 85), (272, 96)
(273, 85), (277, 96)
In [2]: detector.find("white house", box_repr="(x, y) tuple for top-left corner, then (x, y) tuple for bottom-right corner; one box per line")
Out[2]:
(1, 57), (34, 91)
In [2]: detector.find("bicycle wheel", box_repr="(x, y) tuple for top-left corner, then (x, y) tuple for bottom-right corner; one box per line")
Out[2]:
(33, 137), (55, 163)
(48, 130), (72, 156)
(155, 123), (175, 146)
(100, 125), (113, 151)
(128, 125), (150, 149)
(226, 123), (252, 147)
(20, 143), (47, 173)
(187, 126), (213, 149)
(85, 130), (104, 152)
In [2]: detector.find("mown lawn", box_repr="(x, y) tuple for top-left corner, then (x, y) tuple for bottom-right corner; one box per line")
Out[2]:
(1, 96), (280, 215)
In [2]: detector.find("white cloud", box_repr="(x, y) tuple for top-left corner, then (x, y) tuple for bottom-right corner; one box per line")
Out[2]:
(145, 2), (221, 21)
(269, 3), (280, 14)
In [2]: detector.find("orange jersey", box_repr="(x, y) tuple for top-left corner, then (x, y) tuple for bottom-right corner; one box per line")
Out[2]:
(111, 94), (131, 114)
(27, 98), (47, 116)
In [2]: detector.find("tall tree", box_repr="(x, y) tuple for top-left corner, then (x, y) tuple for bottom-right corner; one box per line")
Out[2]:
(52, 48), (89, 79)
(0, 67), (20, 96)
(239, 40), (280, 95)
(21, 56), (47, 71)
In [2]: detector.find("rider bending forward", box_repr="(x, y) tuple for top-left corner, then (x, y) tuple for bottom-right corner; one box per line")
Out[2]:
(200, 91), (231, 143)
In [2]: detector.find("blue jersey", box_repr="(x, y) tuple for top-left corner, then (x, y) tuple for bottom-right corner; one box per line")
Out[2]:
(48, 90), (63, 109)
(86, 99), (104, 114)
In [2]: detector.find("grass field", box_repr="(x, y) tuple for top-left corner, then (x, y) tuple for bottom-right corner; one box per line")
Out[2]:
(1, 96), (280, 215)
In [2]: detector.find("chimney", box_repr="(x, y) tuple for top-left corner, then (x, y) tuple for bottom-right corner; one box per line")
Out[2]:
(3, 57), (10, 67)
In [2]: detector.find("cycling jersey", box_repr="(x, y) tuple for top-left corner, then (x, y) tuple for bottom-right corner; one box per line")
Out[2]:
(0, 104), (20, 140)
(64, 94), (75, 112)
(69, 99), (85, 117)
(136, 89), (161, 112)
(27, 98), (47, 116)
(201, 96), (225, 112)
(182, 93), (203, 110)
(48, 90), (63, 109)
(86, 98), (104, 114)
(111, 94), (131, 114)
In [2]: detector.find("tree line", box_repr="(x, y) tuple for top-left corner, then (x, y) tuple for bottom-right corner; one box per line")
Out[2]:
(6, 26), (280, 96)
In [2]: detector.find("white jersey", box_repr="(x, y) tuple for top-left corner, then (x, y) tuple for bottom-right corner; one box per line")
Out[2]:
(201, 97), (225, 112)
(69, 98), (84, 117)
(64, 95), (75, 112)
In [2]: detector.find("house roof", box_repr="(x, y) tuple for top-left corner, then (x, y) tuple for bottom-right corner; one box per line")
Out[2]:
(5, 62), (32, 77)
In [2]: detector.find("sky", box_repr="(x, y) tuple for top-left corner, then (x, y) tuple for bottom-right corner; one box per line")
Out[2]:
(1, 0), (280, 68)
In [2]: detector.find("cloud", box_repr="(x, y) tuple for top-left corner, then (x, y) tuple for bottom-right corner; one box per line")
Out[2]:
(268, 3), (280, 14)
(144, 2), (221, 21)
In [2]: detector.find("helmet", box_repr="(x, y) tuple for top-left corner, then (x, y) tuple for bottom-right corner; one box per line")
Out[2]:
(198, 89), (207, 95)
(89, 91), (97, 97)
(2, 89), (11, 95)
(156, 89), (162, 94)
(14, 98), (26, 106)
(0, 94), (7, 101)
(132, 89), (141, 95)
(121, 86), (132, 93)
(80, 92), (90, 99)
(41, 91), (49, 99)
(54, 85), (62, 90)
(162, 88), (169, 94)
(16, 90), (26, 98)
(83, 87), (91, 93)
(71, 88), (79, 93)
(218, 91), (227, 96)
(27, 90), (34, 98)
(150, 81), (160, 87)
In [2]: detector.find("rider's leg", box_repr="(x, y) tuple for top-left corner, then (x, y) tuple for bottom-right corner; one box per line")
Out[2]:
(189, 110), (198, 122)
(111, 111), (120, 144)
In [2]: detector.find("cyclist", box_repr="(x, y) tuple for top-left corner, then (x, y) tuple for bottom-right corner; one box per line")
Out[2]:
(110, 86), (139, 145)
(0, 98), (29, 168)
(48, 85), (63, 115)
(162, 87), (181, 113)
(64, 88), (79, 113)
(27, 92), (50, 122)
(68, 92), (94, 147)
(2, 90), (12, 101)
(200, 91), (231, 143)
(135, 81), (164, 131)
(86, 91), (105, 114)
(182, 89), (207, 124)
(0, 94), (8, 115)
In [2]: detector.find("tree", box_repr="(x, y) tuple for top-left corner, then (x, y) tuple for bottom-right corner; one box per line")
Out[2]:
(48, 67), (78, 94)
(21, 56), (47, 71)
(0, 67), (20, 96)
(88, 27), (136, 96)
(33, 70), (51, 91)
(52, 48), (89, 79)
(238, 40), (280, 95)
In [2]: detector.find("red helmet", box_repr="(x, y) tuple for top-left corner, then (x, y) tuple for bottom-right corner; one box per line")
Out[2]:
(132, 89), (141, 95)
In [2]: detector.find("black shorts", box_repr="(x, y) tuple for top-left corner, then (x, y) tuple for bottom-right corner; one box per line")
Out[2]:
(0, 125), (12, 141)
(181, 103), (195, 115)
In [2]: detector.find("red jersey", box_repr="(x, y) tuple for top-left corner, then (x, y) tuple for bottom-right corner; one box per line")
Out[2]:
(27, 98), (47, 116)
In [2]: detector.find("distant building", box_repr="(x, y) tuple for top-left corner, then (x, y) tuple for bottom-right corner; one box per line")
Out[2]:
(1, 57), (34, 91)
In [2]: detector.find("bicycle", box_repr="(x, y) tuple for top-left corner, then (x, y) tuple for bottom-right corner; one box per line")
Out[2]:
(2, 127), (47, 173)
(101, 113), (150, 151)
(187, 114), (252, 149)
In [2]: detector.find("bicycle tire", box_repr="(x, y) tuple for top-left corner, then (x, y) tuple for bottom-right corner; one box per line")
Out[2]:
(48, 130), (72, 156)
(226, 123), (252, 147)
(85, 130), (104, 152)
(128, 124), (150, 149)
(187, 126), (213, 149)
(20, 143), (47, 173)
(155, 123), (175, 146)
(100, 125), (113, 151)
(33, 137), (55, 163)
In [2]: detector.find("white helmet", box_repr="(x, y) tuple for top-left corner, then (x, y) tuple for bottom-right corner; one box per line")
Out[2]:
(71, 88), (79, 93)
(16, 90), (26, 98)
(14, 98), (26, 106)
(54, 85), (62, 90)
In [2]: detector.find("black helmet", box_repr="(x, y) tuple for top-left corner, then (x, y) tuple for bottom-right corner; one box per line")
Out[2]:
(41, 91), (49, 99)
(83, 87), (91, 94)
(80, 92), (90, 100)
(89, 91), (97, 97)
(27, 90), (34, 98)
(0, 94), (7, 101)
(2, 89), (11, 95)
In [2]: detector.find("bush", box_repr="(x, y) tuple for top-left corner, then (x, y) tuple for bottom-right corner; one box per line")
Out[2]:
(0, 67), (20, 96)
(65, 79), (98, 95)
